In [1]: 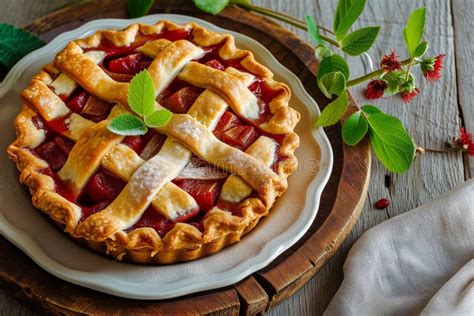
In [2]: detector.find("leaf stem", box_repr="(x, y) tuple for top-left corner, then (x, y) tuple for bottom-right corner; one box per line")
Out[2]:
(405, 57), (414, 81)
(416, 146), (458, 154)
(235, 3), (340, 47)
(347, 58), (412, 87)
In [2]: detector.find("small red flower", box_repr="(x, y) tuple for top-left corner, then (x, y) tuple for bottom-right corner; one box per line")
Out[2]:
(401, 87), (420, 103)
(380, 51), (401, 72)
(455, 128), (474, 156)
(423, 54), (445, 82)
(365, 79), (387, 99)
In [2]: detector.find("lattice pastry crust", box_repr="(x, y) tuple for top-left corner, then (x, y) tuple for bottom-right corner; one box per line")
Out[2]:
(8, 21), (300, 264)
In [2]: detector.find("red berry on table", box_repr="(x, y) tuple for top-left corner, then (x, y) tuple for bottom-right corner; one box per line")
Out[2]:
(375, 198), (390, 209)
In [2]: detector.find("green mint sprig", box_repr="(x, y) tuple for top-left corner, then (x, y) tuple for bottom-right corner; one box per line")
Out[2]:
(0, 24), (45, 69)
(108, 70), (173, 136)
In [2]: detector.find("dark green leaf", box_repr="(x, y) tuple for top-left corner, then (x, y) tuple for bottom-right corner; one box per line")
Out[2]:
(128, 70), (155, 117)
(317, 53), (350, 80)
(334, 0), (367, 40)
(108, 114), (148, 136)
(403, 8), (426, 57)
(0, 23), (45, 68)
(145, 109), (173, 127)
(305, 15), (324, 46)
(194, 0), (229, 15)
(317, 71), (346, 98)
(341, 26), (380, 56)
(361, 104), (382, 114)
(367, 113), (416, 173)
(315, 91), (349, 127)
(414, 41), (428, 58)
(127, 0), (154, 18)
(342, 111), (368, 145)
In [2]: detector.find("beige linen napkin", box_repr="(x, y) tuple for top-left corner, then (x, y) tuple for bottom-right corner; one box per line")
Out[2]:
(325, 179), (474, 316)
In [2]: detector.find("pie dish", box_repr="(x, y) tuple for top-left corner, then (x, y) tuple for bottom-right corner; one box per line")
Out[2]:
(7, 20), (300, 264)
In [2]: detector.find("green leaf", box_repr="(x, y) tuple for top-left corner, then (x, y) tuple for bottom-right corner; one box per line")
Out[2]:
(315, 91), (349, 127)
(341, 26), (380, 56)
(194, 0), (229, 15)
(317, 53), (350, 80)
(145, 109), (173, 128)
(333, 0), (366, 40)
(342, 111), (368, 145)
(318, 71), (346, 98)
(361, 104), (382, 114)
(0, 24), (45, 69)
(108, 114), (148, 136)
(403, 7), (426, 57)
(128, 70), (155, 117)
(127, 0), (154, 18)
(334, 0), (367, 40)
(414, 41), (428, 58)
(367, 113), (416, 173)
(305, 15), (324, 46)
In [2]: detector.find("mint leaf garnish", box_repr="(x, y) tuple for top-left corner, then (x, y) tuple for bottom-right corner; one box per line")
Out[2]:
(0, 24), (45, 69)
(315, 91), (348, 127)
(108, 71), (173, 136)
(403, 8), (426, 57)
(333, 0), (367, 40)
(342, 111), (368, 145)
(127, 0), (154, 18)
(341, 26), (380, 56)
(108, 114), (148, 135)
(128, 70), (155, 118)
(145, 109), (173, 128)
(318, 71), (346, 98)
(318, 53), (350, 80)
(194, 0), (229, 15)
(361, 104), (382, 115)
(367, 113), (416, 173)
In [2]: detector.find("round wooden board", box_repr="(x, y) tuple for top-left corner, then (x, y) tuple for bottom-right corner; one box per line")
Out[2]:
(0, 1), (371, 314)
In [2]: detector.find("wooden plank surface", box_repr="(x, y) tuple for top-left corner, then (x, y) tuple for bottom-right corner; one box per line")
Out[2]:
(0, 0), (470, 315)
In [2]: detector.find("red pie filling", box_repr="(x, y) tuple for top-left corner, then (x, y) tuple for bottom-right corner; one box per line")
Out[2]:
(32, 28), (289, 237)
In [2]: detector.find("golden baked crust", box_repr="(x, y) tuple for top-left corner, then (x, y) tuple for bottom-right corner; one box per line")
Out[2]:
(7, 20), (300, 264)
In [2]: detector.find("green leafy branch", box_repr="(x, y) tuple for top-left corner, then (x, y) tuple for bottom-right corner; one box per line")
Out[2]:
(108, 70), (172, 135)
(193, 0), (448, 173)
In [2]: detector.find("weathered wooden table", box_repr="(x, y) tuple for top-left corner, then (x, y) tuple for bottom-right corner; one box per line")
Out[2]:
(1, 0), (472, 315)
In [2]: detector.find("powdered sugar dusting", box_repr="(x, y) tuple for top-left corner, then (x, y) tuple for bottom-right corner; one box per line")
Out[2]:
(128, 155), (171, 202)
(174, 119), (200, 141)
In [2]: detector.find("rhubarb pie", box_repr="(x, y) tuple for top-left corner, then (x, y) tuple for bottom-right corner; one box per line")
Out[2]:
(7, 21), (300, 264)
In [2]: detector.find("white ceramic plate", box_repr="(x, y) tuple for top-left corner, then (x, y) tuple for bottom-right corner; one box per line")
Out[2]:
(0, 14), (332, 300)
